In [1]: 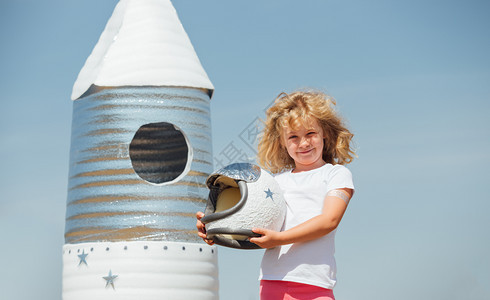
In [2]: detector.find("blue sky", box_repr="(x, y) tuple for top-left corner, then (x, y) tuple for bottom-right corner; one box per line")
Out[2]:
(1, 0), (489, 299)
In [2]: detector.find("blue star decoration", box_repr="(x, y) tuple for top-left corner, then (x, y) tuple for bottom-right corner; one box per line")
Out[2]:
(264, 188), (274, 201)
(77, 250), (88, 266)
(103, 270), (118, 289)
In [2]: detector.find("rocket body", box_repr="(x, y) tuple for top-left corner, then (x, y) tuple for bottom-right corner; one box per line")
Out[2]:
(63, 1), (219, 299)
(65, 87), (212, 244)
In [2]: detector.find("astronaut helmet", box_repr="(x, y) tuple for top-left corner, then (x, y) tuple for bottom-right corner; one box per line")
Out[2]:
(201, 163), (286, 249)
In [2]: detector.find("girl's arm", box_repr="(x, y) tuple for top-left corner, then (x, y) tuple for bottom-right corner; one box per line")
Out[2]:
(249, 188), (353, 249)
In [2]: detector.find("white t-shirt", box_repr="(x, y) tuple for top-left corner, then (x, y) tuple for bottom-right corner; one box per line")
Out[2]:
(259, 163), (354, 290)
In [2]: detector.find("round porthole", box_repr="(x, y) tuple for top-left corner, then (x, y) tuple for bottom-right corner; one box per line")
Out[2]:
(129, 122), (191, 184)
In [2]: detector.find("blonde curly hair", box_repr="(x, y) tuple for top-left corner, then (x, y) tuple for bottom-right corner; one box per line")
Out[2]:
(258, 90), (355, 173)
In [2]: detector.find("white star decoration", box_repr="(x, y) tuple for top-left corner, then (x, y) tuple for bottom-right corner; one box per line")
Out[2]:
(264, 188), (274, 201)
(77, 250), (88, 266)
(103, 270), (118, 289)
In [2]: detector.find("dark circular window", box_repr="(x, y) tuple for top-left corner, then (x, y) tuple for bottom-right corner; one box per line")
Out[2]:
(129, 122), (190, 184)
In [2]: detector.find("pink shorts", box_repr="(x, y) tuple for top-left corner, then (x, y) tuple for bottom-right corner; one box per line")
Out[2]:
(260, 280), (335, 300)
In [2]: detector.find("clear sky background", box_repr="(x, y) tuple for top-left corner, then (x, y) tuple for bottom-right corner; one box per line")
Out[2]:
(1, 0), (489, 299)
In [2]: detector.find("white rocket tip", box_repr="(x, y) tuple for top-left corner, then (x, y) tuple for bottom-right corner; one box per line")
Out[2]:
(71, 0), (214, 100)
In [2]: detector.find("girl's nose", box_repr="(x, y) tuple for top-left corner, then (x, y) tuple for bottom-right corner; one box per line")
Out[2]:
(299, 136), (310, 147)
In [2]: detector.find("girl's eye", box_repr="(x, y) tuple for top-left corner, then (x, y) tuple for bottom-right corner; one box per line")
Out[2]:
(307, 132), (316, 136)
(289, 135), (297, 139)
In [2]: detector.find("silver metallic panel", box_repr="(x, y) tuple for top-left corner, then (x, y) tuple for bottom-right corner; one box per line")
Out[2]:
(65, 86), (212, 244)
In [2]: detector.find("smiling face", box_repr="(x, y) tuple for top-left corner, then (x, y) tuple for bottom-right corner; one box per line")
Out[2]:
(282, 118), (326, 172)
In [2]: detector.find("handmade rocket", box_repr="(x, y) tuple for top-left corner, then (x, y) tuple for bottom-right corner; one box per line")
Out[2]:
(63, 1), (218, 299)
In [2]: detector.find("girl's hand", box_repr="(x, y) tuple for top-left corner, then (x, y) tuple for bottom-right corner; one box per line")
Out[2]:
(249, 228), (282, 249)
(196, 211), (214, 245)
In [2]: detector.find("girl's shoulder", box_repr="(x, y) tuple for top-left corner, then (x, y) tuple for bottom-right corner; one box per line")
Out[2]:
(326, 163), (352, 175)
(272, 164), (354, 191)
(321, 163), (353, 181)
(322, 164), (354, 191)
(272, 163), (351, 182)
(303, 163), (351, 175)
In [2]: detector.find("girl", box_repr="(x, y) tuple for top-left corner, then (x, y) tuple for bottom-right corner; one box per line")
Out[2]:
(197, 90), (356, 300)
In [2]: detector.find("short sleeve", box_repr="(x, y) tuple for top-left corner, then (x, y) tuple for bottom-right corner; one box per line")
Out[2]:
(325, 165), (354, 192)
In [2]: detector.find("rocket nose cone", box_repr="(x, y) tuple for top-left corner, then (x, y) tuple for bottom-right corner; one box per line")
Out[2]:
(72, 0), (214, 100)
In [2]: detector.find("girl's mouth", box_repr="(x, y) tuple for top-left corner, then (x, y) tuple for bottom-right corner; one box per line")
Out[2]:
(298, 149), (313, 154)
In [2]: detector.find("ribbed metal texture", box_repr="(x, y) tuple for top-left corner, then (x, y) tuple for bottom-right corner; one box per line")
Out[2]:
(65, 86), (212, 244)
